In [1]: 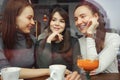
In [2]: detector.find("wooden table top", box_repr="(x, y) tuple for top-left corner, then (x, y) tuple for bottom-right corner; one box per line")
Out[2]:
(24, 73), (120, 80)
(1, 73), (120, 80)
(90, 73), (120, 80)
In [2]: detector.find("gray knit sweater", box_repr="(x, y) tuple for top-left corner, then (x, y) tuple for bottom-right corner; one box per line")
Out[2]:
(0, 32), (36, 70)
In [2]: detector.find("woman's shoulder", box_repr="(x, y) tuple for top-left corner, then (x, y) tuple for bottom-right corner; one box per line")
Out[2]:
(105, 32), (120, 44)
(38, 31), (48, 41)
(30, 34), (37, 43)
(106, 32), (120, 39)
(70, 36), (78, 41)
(70, 36), (79, 44)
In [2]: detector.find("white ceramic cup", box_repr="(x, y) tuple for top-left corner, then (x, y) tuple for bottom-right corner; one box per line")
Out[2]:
(49, 64), (66, 80)
(1, 67), (20, 80)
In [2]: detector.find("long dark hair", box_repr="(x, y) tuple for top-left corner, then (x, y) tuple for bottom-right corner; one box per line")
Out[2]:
(2, 0), (32, 49)
(1, 0), (33, 60)
(43, 5), (71, 53)
(74, 1), (107, 53)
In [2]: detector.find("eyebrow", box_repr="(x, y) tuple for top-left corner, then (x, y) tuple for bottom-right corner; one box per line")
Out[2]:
(52, 17), (64, 20)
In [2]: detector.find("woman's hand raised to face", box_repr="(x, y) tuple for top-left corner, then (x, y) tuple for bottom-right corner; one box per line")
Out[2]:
(86, 17), (99, 35)
(47, 32), (63, 43)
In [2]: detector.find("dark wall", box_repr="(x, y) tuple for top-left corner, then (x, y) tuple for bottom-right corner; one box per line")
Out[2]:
(31, 0), (39, 4)
(0, 0), (8, 15)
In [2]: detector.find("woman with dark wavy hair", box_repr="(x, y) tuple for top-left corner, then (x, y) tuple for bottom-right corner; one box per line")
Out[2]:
(36, 5), (81, 80)
(74, 0), (120, 75)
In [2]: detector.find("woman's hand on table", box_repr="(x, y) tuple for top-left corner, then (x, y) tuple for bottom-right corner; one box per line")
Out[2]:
(65, 71), (81, 80)
(90, 69), (97, 75)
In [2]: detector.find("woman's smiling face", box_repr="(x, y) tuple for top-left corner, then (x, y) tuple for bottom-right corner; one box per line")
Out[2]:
(74, 5), (97, 34)
(16, 6), (35, 33)
(50, 12), (65, 33)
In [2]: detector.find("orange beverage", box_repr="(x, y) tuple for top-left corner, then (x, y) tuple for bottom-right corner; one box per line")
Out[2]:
(77, 59), (99, 71)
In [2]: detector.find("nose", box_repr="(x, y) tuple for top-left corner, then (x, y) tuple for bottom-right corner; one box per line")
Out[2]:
(55, 20), (60, 26)
(76, 18), (83, 25)
(31, 19), (35, 25)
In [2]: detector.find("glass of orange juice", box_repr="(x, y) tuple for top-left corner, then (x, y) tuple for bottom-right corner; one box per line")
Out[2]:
(77, 55), (99, 80)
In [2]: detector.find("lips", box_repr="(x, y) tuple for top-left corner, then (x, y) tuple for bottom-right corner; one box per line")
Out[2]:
(53, 27), (60, 31)
(79, 25), (86, 30)
(28, 26), (32, 29)
(77, 23), (87, 30)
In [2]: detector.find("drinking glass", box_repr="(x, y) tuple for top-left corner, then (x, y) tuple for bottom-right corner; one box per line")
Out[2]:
(77, 55), (99, 80)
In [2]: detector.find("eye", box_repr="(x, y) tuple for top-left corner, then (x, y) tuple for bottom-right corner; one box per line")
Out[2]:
(74, 17), (78, 21)
(28, 18), (31, 20)
(60, 19), (65, 23)
(81, 15), (86, 18)
(27, 16), (32, 20)
(51, 18), (56, 21)
(27, 15), (34, 20)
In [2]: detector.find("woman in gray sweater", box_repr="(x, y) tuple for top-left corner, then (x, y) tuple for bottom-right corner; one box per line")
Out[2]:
(0, 0), (49, 79)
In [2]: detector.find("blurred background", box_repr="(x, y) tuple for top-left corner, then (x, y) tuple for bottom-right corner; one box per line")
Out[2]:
(0, 0), (120, 37)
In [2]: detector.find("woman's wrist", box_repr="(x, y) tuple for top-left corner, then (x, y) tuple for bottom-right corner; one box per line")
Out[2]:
(46, 37), (52, 43)
(47, 40), (51, 43)
(86, 34), (93, 37)
(86, 33), (95, 39)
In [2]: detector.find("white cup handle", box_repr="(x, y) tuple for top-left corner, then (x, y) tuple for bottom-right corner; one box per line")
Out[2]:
(51, 71), (56, 80)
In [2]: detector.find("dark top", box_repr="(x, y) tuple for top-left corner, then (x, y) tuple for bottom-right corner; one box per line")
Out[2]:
(35, 35), (81, 71)
(0, 32), (36, 70)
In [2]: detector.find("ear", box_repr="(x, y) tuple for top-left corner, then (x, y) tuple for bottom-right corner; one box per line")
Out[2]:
(94, 13), (99, 20)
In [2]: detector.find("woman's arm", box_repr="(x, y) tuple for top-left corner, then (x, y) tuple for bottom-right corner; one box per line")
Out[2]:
(65, 38), (81, 80)
(86, 37), (98, 60)
(0, 51), (11, 69)
(95, 33), (120, 73)
(0, 37), (11, 70)
(72, 38), (81, 71)
(19, 68), (49, 79)
(88, 33), (120, 74)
